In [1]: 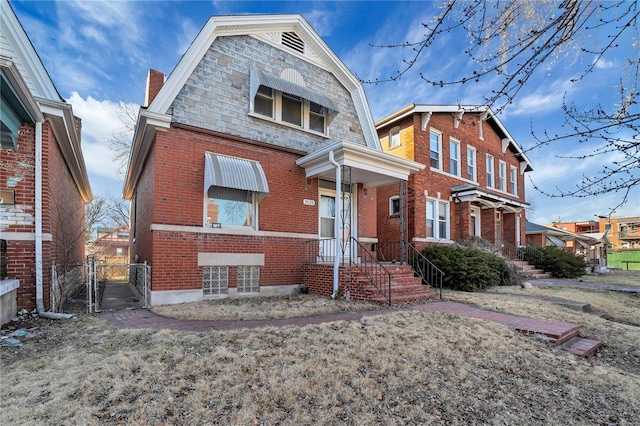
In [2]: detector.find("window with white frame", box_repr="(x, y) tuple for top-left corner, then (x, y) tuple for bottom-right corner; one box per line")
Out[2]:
(237, 266), (260, 293)
(510, 166), (518, 195)
(389, 127), (400, 148)
(253, 85), (328, 134)
(206, 188), (257, 228)
(429, 130), (442, 170)
(389, 196), (400, 215)
(450, 138), (460, 176)
(426, 198), (450, 239)
(467, 146), (477, 181)
(203, 266), (229, 295)
(498, 161), (507, 191)
(486, 155), (495, 188)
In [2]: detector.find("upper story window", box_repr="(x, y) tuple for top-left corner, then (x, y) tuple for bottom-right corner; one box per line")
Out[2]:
(510, 166), (518, 195)
(486, 154), (495, 188)
(429, 129), (442, 170)
(1, 96), (22, 150)
(498, 161), (507, 192)
(250, 68), (339, 137)
(449, 138), (460, 176)
(467, 146), (477, 182)
(389, 127), (400, 148)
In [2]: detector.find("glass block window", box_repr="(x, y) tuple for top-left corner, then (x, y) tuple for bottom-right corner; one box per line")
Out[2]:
(203, 266), (229, 295)
(237, 266), (260, 294)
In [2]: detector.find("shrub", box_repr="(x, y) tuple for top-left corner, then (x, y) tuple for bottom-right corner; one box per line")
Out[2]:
(525, 246), (587, 279)
(420, 240), (523, 292)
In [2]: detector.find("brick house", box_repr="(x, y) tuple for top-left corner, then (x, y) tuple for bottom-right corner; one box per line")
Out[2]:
(0, 0), (92, 319)
(91, 227), (130, 258)
(123, 15), (425, 306)
(375, 105), (533, 254)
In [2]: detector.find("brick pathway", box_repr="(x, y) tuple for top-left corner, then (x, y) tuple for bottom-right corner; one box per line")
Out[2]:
(101, 301), (581, 343)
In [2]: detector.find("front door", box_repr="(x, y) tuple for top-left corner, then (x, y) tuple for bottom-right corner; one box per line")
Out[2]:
(319, 189), (353, 260)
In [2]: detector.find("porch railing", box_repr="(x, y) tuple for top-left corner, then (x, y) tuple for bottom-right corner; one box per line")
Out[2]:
(501, 241), (544, 268)
(305, 238), (393, 305)
(376, 241), (444, 300)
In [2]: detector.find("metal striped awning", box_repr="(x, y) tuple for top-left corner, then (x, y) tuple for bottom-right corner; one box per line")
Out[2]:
(546, 235), (566, 248)
(204, 153), (269, 199)
(250, 67), (339, 113)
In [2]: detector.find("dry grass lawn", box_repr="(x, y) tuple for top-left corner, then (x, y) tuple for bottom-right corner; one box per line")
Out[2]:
(2, 277), (639, 425)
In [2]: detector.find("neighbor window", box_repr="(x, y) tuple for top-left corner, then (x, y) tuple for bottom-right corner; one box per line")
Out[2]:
(510, 166), (518, 195)
(389, 196), (400, 215)
(281, 93), (302, 126)
(254, 86), (274, 117)
(389, 127), (400, 148)
(450, 138), (460, 176)
(429, 130), (442, 170)
(498, 161), (507, 192)
(206, 187), (256, 228)
(426, 198), (450, 240)
(203, 266), (229, 296)
(237, 266), (260, 294)
(467, 146), (477, 181)
(486, 155), (494, 188)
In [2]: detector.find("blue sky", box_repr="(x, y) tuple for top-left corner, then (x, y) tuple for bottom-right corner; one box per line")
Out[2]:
(11, 0), (639, 224)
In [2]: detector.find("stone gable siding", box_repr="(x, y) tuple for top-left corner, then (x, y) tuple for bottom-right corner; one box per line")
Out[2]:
(170, 35), (365, 153)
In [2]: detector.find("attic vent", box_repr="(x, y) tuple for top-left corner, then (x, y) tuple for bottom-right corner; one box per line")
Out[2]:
(282, 32), (304, 54)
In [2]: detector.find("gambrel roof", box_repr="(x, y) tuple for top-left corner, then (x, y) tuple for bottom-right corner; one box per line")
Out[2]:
(124, 14), (389, 199)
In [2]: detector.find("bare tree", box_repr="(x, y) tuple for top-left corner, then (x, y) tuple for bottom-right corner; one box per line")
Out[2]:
(366, 0), (639, 207)
(107, 101), (138, 178)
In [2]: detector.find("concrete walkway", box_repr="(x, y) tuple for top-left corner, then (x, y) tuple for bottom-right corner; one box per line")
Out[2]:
(100, 282), (143, 311)
(527, 278), (640, 294)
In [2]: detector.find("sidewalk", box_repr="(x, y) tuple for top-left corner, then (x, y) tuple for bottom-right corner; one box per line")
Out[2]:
(527, 278), (640, 294)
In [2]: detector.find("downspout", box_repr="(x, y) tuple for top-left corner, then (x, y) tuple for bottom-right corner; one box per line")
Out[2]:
(35, 120), (73, 319)
(329, 151), (341, 299)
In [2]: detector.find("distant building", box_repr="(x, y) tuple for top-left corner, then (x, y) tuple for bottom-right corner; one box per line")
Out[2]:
(92, 227), (130, 258)
(597, 216), (640, 250)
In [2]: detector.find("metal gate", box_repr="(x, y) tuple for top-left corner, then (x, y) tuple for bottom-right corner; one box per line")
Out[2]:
(86, 257), (151, 313)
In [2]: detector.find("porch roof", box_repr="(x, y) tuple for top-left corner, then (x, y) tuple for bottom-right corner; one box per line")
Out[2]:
(295, 141), (424, 188)
(451, 184), (529, 212)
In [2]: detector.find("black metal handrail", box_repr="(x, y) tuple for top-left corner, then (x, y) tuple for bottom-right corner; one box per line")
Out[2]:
(405, 242), (444, 300)
(376, 241), (444, 300)
(501, 241), (544, 267)
(350, 237), (392, 305)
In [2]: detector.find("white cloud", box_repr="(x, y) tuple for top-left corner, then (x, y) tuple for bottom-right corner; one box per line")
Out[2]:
(67, 93), (138, 194)
(303, 10), (337, 37)
(176, 18), (201, 55)
(593, 58), (616, 70)
(509, 79), (575, 116)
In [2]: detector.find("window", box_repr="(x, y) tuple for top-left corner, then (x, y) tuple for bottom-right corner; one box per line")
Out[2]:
(510, 166), (518, 195)
(467, 146), (477, 181)
(281, 93), (302, 126)
(309, 102), (326, 133)
(389, 196), (400, 215)
(426, 199), (450, 239)
(203, 266), (229, 295)
(116, 248), (123, 257)
(498, 161), (507, 191)
(1, 96), (22, 150)
(486, 155), (494, 188)
(237, 266), (260, 293)
(389, 127), (400, 148)
(450, 138), (460, 176)
(429, 130), (442, 170)
(206, 188), (256, 227)
(254, 86), (273, 117)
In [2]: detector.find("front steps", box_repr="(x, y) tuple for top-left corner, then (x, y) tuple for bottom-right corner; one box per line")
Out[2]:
(513, 260), (551, 279)
(348, 264), (437, 304)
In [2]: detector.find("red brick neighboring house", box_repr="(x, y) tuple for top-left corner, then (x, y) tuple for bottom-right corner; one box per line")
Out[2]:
(91, 227), (130, 258)
(0, 0), (92, 320)
(123, 15), (423, 306)
(375, 105), (533, 253)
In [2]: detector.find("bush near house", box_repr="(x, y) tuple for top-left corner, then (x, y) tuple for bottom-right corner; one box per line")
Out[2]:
(421, 239), (522, 292)
(524, 246), (587, 279)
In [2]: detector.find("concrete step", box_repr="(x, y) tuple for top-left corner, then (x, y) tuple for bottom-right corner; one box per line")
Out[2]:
(558, 336), (603, 357)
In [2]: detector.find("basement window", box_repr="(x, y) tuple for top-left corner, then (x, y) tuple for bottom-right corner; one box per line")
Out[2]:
(237, 266), (260, 294)
(203, 266), (229, 296)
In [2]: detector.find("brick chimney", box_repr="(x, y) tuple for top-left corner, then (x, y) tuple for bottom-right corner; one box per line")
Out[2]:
(145, 69), (165, 107)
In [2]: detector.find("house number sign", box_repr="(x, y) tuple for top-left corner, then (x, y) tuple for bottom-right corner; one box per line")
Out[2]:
(303, 199), (316, 206)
